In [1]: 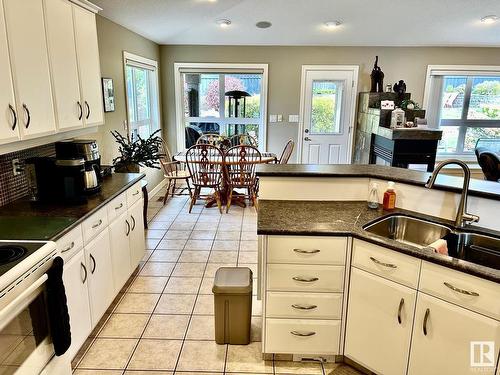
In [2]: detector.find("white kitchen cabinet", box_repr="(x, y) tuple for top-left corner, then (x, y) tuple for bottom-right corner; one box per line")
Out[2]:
(3, 0), (56, 138)
(345, 267), (416, 375)
(0, 0), (18, 145)
(109, 211), (132, 294)
(44, 0), (83, 131)
(129, 199), (145, 268)
(84, 227), (114, 327)
(408, 292), (500, 375)
(73, 5), (103, 127)
(62, 249), (91, 362)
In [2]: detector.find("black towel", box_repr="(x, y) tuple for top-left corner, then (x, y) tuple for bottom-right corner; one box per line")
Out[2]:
(46, 256), (72, 356)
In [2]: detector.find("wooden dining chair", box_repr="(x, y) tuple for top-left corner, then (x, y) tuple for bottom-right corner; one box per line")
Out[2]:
(224, 145), (261, 212)
(229, 134), (258, 147)
(185, 144), (224, 213)
(277, 139), (295, 164)
(159, 140), (192, 205)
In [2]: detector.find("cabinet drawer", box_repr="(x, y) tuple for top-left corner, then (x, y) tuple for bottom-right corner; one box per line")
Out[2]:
(56, 225), (83, 261)
(265, 318), (340, 355)
(107, 192), (127, 223)
(82, 208), (108, 245)
(267, 264), (344, 292)
(267, 236), (347, 265)
(127, 182), (143, 207)
(352, 239), (421, 288)
(419, 261), (500, 320)
(266, 292), (342, 319)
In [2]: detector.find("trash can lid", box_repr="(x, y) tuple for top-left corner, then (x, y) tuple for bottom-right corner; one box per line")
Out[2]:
(212, 267), (253, 294)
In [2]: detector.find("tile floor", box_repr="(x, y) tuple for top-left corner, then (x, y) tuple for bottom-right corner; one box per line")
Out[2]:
(72, 188), (361, 375)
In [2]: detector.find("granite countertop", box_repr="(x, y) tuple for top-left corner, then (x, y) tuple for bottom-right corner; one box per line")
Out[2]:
(0, 172), (145, 241)
(255, 164), (500, 201)
(258, 200), (500, 283)
(376, 126), (443, 141)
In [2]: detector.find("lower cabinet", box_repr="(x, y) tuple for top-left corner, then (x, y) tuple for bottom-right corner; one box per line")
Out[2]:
(109, 211), (132, 294)
(408, 292), (500, 375)
(129, 199), (146, 267)
(345, 267), (416, 375)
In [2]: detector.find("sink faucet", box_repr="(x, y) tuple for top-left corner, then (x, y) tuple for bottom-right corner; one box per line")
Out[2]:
(425, 159), (479, 228)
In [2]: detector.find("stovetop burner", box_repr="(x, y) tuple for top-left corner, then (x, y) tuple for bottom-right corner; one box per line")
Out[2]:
(0, 245), (27, 265)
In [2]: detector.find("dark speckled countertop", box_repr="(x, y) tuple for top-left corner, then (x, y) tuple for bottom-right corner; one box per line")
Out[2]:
(0, 172), (145, 241)
(258, 200), (500, 283)
(255, 164), (500, 201)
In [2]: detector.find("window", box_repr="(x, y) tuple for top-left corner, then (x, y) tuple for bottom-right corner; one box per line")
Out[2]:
(124, 52), (160, 139)
(424, 66), (500, 157)
(174, 63), (268, 150)
(310, 80), (342, 134)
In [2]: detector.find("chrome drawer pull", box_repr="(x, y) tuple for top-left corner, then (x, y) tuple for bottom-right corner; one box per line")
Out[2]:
(133, 190), (140, 196)
(92, 219), (103, 228)
(443, 282), (479, 297)
(291, 330), (316, 337)
(293, 248), (320, 254)
(370, 256), (397, 269)
(61, 241), (75, 253)
(115, 203), (123, 210)
(292, 304), (317, 310)
(423, 308), (430, 336)
(292, 276), (319, 283)
(397, 298), (404, 324)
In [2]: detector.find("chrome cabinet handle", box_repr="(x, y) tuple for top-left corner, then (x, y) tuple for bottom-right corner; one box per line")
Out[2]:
(370, 256), (397, 269)
(22, 104), (30, 128)
(85, 101), (90, 119)
(292, 276), (319, 283)
(291, 330), (316, 337)
(89, 254), (96, 274)
(126, 219), (131, 236)
(81, 262), (88, 283)
(61, 241), (75, 253)
(77, 101), (83, 120)
(423, 308), (430, 336)
(131, 214), (136, 231)
(291, 304), (317, 310)
(92, 219), (103, 228)
(397, 298), (404, 324)
(133, 190), (140, 196)
(8, 104), (17, 130)
(115, 203), (123, 210)
(293, 248), (320, 254)
(443, 282), (479, 297)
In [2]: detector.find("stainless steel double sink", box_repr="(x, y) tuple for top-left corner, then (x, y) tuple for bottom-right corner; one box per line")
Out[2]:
(363, 215), (500, 270)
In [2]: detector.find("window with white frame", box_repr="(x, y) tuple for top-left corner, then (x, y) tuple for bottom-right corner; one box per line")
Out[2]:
(424, 66), (500, 157)
(124, 52), (160, 139)
(174, 64), (268, 150)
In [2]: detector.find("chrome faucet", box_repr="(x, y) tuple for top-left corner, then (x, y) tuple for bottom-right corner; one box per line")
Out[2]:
(425, 159), (479, 228)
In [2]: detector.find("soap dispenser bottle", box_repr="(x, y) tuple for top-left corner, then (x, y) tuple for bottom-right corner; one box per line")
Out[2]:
(383, 181), (397, 210)
(367, 182), (379, 209)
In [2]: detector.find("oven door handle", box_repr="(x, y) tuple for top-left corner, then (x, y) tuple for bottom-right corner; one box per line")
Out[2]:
(0, 274), (48, 331)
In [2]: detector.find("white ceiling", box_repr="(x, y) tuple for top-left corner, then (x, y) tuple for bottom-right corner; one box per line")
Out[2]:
(92, 0), (500, 46)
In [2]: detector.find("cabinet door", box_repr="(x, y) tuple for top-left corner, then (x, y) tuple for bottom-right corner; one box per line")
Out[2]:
(0, 0), (18, 144)
(44, 0), (83, 131)
(73, 5), (103, 127)
(3, 0), (56, 138)
(85, 228), (114, 327)
(129, 199), (145, 269)
(109, 212), (132, 294)
(408, 292), (500, 375)
(62, 250), (91, 361)
(345, 267), (416, 375)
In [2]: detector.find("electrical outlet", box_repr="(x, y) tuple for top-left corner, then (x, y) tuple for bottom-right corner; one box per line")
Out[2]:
(12, 159), (22, 176)
(288, 114), (299, 123)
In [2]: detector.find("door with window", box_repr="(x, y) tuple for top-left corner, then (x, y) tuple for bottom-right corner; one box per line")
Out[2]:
(300, 67), (357, 164)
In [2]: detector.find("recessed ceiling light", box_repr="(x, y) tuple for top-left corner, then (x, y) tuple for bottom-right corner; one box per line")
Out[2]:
(256, 21), (272, 29)
(216, 18), (231, 28)
(324, 20), (342, 29)
(481, 15), (498, 24)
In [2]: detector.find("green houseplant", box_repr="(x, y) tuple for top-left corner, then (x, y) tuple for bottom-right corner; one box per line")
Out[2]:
(112, 129), (163, 173)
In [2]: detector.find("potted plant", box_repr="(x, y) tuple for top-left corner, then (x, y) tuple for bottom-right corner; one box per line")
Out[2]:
(112, 129), (164, 173)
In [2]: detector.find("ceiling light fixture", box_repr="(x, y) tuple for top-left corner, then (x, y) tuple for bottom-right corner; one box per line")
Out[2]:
(256, 21), (272, 29)
(324, 20), (342, 29)
(481, 15), (498, 24)
(216, 18), (231, 28)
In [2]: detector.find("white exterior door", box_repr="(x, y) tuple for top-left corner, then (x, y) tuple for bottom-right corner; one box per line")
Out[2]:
(300, 67), (357, 164)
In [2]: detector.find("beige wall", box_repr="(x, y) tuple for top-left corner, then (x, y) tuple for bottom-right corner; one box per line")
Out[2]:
(90, 16), (164, 190)
(159, 45), (500, 161)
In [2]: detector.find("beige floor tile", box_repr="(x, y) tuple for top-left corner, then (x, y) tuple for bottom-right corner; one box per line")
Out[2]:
(197, 214), (220, 222)
(323, 363), (363, 375)
(146, 230), (166, 239)
(209, 251), (238, 263)
(204, 263), (236, 278)
(238, 251), (258, 264)
(215, 231), (240, 240)
(184, 239), (213, 250)
(164, 277), (202, 294)
(146, 239), (161, 250)
(99, 313), (149, 338)
(155, 294), (196, 314)
(74, 370), (123, 375)
(143, 314), (190, 339)
(190, 230), (216, 240)
(239, 240), (258, 251)
(194, 221), (218, 231)
(274, 361), (323, 374)
(239, 263), (257, 275)
(154, 214), (177, 222)
(128, 276), (168, 294)
(141, 250), (153, 262)
(140, 262), (175, 277)
(128, 339), (182, 371)
(240, 231), (258, 241)
(193, 294), (214, 315)
(242, 223), (257, 232)
(212, 240), (239, 251)
(149, 250), (181, 262)
(251, 316), (262, 342)
(176, 214), (199, 222)
(186, 315), (215, 340)
(164, 230), (191, 240)
(148, 221), (171, 230)
(115, 293), (160, 314)
(199, 277), (215, 294)
(169, 222), (196, 231)
(124, 371), (172, 375)
(157, 239), (187, 250)
(176, 341), (226, 372)
(225, 342), (273, 373)
(79, 338), (137, 370)
(179, 250), (210, 263)
(172, 262), (206, 277)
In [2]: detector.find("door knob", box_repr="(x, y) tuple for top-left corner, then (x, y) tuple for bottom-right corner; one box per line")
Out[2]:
(304, 137), (312, 141)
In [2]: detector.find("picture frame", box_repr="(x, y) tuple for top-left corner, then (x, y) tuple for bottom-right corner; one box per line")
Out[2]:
(102, 77), (115, 112)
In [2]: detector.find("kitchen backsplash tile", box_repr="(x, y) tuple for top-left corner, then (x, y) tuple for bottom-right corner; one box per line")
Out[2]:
(0, 144), (55, 207)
